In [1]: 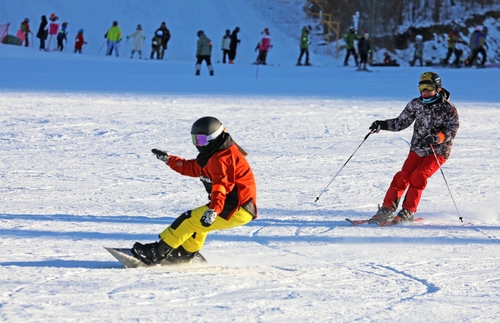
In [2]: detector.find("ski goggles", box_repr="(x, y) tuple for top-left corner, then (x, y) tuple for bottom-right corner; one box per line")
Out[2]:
(191, 124), (224, 146)
(418, 81), (435, 92)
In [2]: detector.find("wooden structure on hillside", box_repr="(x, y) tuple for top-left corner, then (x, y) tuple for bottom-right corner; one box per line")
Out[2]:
(304, 0), (340, 57)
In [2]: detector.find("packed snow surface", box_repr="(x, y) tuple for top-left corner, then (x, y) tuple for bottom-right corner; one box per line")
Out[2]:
(1, 1), (500, 322)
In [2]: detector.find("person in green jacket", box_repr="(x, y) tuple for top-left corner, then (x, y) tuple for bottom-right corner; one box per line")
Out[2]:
(196, 30), (214, 76)
(297, 26), (311, 66)
(105, 21), (122, 57)
(343, 26), (358, 66)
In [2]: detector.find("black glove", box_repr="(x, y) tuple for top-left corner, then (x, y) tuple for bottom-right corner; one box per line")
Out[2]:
(424, 134), (438, 145)
(200, 209), (217, 227)
(369, 120), (388, 133)
(151, 149), (170, 162)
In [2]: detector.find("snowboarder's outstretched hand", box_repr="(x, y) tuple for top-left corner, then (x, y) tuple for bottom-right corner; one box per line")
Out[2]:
(369, 120), (388, 133)
(152, 149), (170, 162)
(200, 209), (217, 227)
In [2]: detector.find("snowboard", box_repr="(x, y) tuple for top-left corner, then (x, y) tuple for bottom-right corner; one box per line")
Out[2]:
(104, 247), (207, 268)
(346, 217), (424, 226)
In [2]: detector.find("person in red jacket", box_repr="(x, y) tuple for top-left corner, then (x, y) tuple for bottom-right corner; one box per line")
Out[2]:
(74, 29), (87, 53)
(133, 116), (258, 265)
(46, 13), (59, 51)
(255, 28), (272, 65)
(20, 18), (32, 47)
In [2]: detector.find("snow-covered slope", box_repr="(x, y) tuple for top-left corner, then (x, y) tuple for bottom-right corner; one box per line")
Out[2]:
(1, 1), (500, 322)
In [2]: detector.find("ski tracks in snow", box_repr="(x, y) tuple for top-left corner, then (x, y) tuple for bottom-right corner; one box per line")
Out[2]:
(367, 263), (440, 301)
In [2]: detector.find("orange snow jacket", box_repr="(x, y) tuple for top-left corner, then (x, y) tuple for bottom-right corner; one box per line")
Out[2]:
(167, 143), (257, 220)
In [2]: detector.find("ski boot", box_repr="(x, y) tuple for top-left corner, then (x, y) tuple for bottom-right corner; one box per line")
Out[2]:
(393, 208), (414, 223)
(370, 205), (395, 223)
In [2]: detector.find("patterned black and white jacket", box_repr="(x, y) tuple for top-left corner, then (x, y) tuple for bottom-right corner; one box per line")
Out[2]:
(384, 88), (459, 159)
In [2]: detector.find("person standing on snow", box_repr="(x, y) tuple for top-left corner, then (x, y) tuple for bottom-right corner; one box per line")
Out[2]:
(468, 26), (488, 67)
(150, 30), (163, 60)
(442, 27), (466, 66)
(195, 30), (214, 76)
(56, 22), (68, 51)
(410, 34), (424, 67)
(74, 29), (87, 53)
(357, 31), (371, 70)
(221, 29), (231, 64)
(255, 27), (271, 65)
(297, 26), (311, 66)
(368, 72), (459, 224)
(343, 26), (358, 66)
(132, 116), (258, 265)
(36, 15), (48, 51)
(105, 21), (122, 57)
(465, 26), (481, 67)
(46, 13), (59, 51)
(127, 24), (146, 59)
(228, 27), (240, 64)
(20, 18), (32, 47)
(155, 22), (171, 59)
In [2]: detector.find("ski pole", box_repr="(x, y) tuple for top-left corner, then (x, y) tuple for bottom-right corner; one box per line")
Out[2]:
(430, 144), (463, 223)
(97, 40), (106, 54)
(315, 130), (375, 202)
(256, 62), (259, 79)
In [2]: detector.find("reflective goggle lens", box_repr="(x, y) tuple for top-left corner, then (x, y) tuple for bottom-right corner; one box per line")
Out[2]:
(191, 134), (209, 146)
(418, 82), (435, 92)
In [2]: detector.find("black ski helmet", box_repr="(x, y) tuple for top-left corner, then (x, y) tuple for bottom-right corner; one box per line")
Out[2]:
(419, 71), (442, 90)
(191, 117), (222, 140)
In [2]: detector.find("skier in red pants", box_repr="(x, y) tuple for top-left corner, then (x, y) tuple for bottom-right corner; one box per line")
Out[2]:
(369, 72), (459, 224)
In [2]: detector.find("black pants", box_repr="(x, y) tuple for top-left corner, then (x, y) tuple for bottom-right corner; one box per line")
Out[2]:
(24, 32), (29, 47)
(256, 50), (268, 64)
(222, 49), (230, 63)
(57, 38), (64, 51)
(410, 55), (423, 66)
(344, 48), (358, 65)
(196, 55), (212, 66)
(151, 46), (161, 59)
(359, 53), (368, 66)
(298, 48), (309, 63)
(39, 37), (45, 50)
(444, 47), (460, 65)
(228, 48), (237, 61)
(469, 48), (487, 66)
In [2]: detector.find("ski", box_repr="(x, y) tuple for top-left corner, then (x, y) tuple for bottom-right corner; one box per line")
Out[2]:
(346, 217), (424, 226)
(369, 217), (425, 227)
(345, 218), (371, 226)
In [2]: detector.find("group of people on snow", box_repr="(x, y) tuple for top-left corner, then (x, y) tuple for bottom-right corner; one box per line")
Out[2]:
(434, 25), (488, 67)
(343, 27), (372, 70)
(343, 24), (489, 68)
(25, 16), (312, 71)
(132, 70), (459, 266)
(31, 14), (74, 52)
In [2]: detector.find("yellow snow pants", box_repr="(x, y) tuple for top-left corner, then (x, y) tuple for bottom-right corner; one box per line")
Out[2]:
(159, 205), (253, 253)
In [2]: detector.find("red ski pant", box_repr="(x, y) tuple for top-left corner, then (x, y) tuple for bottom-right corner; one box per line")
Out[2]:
(382, 151), (446, 213)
